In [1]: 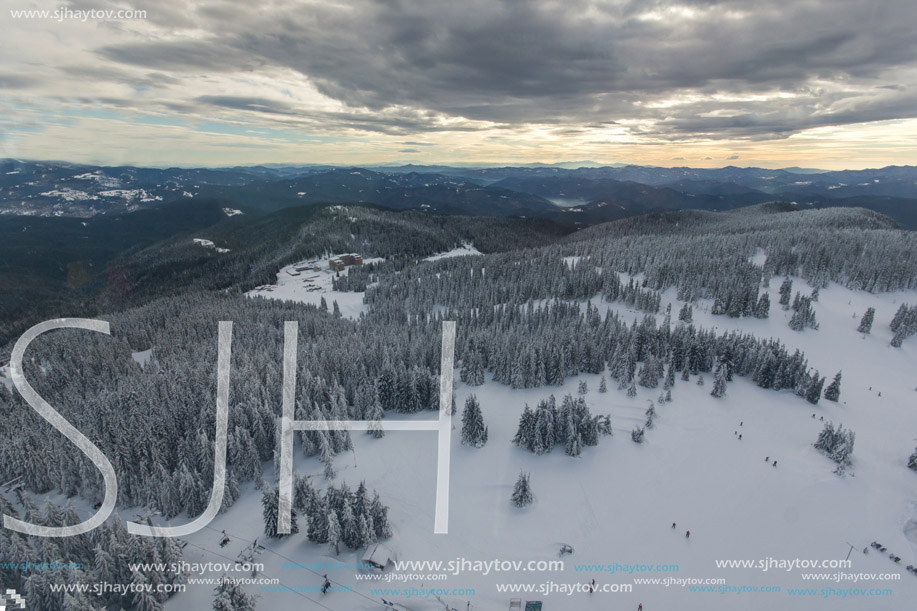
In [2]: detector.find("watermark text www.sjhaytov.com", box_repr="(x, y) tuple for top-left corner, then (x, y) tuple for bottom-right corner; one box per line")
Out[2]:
(8, 6), (147, 21)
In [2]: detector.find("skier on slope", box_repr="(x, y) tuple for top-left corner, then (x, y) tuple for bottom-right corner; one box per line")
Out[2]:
(685, 530), (690, 539)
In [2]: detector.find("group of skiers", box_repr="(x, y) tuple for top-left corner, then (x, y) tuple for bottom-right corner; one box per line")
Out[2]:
(730, 421), (781, 467)
(671, 522), (690, 538)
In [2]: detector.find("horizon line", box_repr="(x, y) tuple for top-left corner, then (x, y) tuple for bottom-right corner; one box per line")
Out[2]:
(4, 157), (915, 173)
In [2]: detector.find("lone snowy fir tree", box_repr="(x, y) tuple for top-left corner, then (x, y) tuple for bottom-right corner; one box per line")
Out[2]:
(511, 471), (534, 508)
(461, 394), (488, 447)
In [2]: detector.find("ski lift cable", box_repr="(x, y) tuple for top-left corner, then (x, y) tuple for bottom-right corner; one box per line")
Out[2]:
(180, 537), (338, 611)
(202, 524), (387, 608)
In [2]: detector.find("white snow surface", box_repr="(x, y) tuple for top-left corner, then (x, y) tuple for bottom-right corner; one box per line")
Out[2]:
(131, 349), (153, 368)
(245, 256), (384, 319)
(193, 238), (230, 253)
(424, 242), (482, 261)
(39, 188), (98, 201)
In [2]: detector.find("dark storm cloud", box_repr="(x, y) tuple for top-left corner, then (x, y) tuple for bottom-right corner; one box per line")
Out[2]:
(90, 0), (917, 140)
(97, 39), (255, 72)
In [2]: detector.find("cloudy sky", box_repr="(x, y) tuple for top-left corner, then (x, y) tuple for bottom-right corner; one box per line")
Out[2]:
(2, 0), (916, 168)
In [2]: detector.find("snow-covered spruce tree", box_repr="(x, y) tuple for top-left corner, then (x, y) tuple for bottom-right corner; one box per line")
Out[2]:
(814, 422), (855, 473)
(627, 377), (638, 397)
(779, 277), (793, 309)
(213, 576), (257, 611)
(511, 472), (534, 508)
(889, 305), (917, 346)
(262, 487), (298, 538)
(696, 375), (704, 386)
(595, 414), (613, 436)
(823, 371), (841, 402)
(565, 415), (582, 457)
(664, 362), (676, 389)
(754, 292), (770, 318)
(599, 376), (608, 393)
(371, 491), (393, 539)
(890, 304), (909, 333)
(327, 509), (341, 555)
(638, 355), (659, 388)
(578, 380), (589, 395)
(631, 426), (645, 443)
(367, 398), (386, 439)
(789, 294), (818, 331)
(857, 307), (875, 334)
(805, 373), (825, 405)
(710, 359), (728, 398)
(460, 347), (486, 386)
(461, 394), (488, 448)
(909, 447), (917, 472)
(678, 303), (693, 323)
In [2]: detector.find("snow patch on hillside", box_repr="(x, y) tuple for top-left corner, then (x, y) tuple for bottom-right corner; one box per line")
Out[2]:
(424, 242), (482, 261)
(192, 238), (230, 253)
(99, 189), (162, 202)
(39, 188), (98, 201)
(131, 349), (153, 369)
(73, 171), (121, 187)
(246, 256), (383, 319)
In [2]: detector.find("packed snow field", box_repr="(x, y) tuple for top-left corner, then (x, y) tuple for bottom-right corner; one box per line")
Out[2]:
(163, 277), (917, 611)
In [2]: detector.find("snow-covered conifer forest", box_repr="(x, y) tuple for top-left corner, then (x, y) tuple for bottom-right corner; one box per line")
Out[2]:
(2, 201), (916, 610)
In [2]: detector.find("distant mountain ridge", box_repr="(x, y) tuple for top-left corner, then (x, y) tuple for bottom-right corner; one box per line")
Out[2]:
(1, 159), (915, 229)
